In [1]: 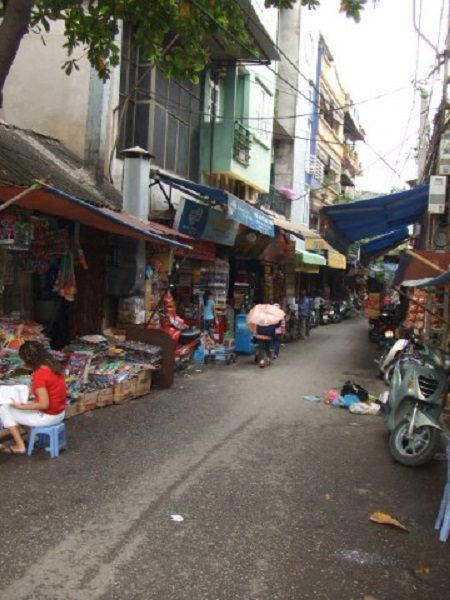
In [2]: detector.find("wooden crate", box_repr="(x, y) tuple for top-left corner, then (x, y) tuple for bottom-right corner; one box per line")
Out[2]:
(77, 390), (98, 413)
(64, 403), (79, 419)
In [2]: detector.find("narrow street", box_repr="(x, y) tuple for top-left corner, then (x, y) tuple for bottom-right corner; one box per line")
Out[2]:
(1, 318), (448, 600)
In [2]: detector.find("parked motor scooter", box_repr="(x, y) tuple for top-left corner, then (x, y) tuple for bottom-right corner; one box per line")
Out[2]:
(160, 313), (201, 370)
(377, 331), (423, 384)
(379, 342), (448, 466)
(320, 303), (335, 325)
(368, 304), (396, 344)
(377, 336), (409, 384)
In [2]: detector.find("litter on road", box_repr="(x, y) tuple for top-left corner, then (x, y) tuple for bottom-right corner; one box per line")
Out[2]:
(369, 511), (408, 532)
(303, 395), (321, 402)
(170, 514), (184, 523)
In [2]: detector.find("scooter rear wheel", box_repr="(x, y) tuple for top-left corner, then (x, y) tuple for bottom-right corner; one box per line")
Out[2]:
(389, 420), (440, 467)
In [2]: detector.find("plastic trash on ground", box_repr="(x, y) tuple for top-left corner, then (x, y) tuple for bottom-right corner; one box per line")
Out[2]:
(170, 514), (184, 523)
(332, 393), (360, 408)
(349, 402), (381, 415)
(303, 395), (321, 402)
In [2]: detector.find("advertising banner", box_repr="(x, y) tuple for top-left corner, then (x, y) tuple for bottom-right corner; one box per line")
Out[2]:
(175, 198), (238, 246)
(227, 195), (275, 237)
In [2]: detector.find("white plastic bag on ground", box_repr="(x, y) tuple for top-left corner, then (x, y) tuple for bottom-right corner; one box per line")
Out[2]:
(349, 402), (381, 415)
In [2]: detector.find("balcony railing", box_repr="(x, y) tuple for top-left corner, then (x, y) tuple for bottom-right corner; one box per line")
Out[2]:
(233, 121), (251, 166)
(343, 143), (362, 176)
(259, 186), (290, 218)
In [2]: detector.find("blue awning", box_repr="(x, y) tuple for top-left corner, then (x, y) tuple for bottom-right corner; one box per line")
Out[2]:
(360, 226), (410, 258)
(157, 172), (275, 237)
(157, 172), (228, 204)
(323, 185), (428, 245)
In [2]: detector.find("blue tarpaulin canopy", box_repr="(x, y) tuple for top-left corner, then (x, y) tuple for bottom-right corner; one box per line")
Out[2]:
(157, 172), (228, 203)
(360, 226), (410, 258)
(157, 172), (275, 237)
(323, 185), (428, 246)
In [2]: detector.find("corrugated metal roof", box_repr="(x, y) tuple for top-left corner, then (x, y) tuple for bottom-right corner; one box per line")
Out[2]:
(0, 185), (192, 249)
(0, 121), (122, 209)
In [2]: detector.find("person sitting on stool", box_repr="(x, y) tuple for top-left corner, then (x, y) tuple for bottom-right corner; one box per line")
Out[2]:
(0, 341), (66, 455)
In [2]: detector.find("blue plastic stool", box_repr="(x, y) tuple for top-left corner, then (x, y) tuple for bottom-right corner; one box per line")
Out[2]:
(434, 436), (450, 542)
(27, 422), (67, 458)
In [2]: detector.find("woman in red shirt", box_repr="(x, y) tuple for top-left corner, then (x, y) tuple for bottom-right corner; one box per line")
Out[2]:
(0, 341), (66, 455)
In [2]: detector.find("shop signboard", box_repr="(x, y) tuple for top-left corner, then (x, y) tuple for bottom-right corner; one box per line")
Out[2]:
(295, 263), (320, 274)
(147, 243), (174, 272)
(227, 195), (275, 237)
(304, 237), (331, 251)
(175, 198), (238, 246)
(327, 251), (347, 270)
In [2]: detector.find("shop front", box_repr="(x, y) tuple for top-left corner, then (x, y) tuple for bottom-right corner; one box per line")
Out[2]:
(0, 184), (191, 431)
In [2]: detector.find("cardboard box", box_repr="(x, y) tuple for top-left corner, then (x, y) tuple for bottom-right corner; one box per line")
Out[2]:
(113, 378), (137, 404)
(96, 386), (114, 408)
(64, 403), (79, 419)
(103, 327), (126, 344)
(135, 370), (152, 397)
(78, 390), (98, 412)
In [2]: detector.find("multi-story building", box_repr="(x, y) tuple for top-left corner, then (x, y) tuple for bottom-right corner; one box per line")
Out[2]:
(264, 1), (317, 241)
(263, 7), (364, 245)
(197, 3), (278, 204)
(308, 36), (364, 229)
(2, 1), (279, 214)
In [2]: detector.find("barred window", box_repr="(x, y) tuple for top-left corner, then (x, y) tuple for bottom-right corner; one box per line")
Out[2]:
(118, 24), (200, 179)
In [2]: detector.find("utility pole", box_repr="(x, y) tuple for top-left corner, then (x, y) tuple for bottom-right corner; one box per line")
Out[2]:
(425, 1), (450, 250)
(416, 88), (429, 182)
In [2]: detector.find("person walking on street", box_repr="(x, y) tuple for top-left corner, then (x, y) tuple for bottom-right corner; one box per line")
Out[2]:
(255, 323), (276, 368)
(272, 303), (285, 359)
(298, 290), (311, 340)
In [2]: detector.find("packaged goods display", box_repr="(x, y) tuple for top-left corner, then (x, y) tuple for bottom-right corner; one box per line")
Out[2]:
(118, 296), (146, 325)
(0, 330), (160, 431)
(404, 289), (442, 331)
(364, 293), (381, 319)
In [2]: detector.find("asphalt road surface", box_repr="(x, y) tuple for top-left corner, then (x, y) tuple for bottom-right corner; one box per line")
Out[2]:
(0, 317), (449, 600)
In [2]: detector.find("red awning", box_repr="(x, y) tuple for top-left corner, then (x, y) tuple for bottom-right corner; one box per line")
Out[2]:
(0, 185), (192, 249)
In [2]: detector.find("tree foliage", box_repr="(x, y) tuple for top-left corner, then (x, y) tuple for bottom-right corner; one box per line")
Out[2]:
(0, 1), (370, 106)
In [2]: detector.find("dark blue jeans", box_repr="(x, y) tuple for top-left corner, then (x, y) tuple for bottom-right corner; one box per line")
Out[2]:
(272, 335), (281, 357)
(202, 318), (214, 333)
(257, 339), (272, 360)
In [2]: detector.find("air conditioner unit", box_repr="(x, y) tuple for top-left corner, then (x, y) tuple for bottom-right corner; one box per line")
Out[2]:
(438, 131), (450, 176)
(428, 175), (446, 214)
(306, 156), (324, 183)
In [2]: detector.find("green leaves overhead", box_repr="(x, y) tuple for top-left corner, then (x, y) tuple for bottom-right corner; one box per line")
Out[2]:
(27, 1), (368, 83)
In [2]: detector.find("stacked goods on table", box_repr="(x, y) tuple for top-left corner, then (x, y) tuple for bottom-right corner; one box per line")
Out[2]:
(0, 333), (161, 429)
(363, 293), (381, 319)
(0, 318), (50, 350)
(63, 335), (159, 413)
(194, 332), (236, 365)
(0, 349), (23, 378)
(404, 289), (442, 331)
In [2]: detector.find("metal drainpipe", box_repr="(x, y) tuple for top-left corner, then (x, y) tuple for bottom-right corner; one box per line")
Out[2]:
(209, 64), (217, 186)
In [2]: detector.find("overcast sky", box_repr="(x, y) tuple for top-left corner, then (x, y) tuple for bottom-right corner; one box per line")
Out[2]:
(311, 0), (448, 193)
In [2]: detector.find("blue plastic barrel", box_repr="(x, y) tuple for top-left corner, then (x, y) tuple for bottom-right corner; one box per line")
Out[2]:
(235, 314), (255, 354)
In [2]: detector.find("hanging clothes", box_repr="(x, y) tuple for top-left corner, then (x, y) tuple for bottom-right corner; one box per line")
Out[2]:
(54, 251), (77, 301)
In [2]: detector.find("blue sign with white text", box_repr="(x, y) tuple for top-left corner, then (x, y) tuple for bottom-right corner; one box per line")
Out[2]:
(227, 194), (275, 237)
